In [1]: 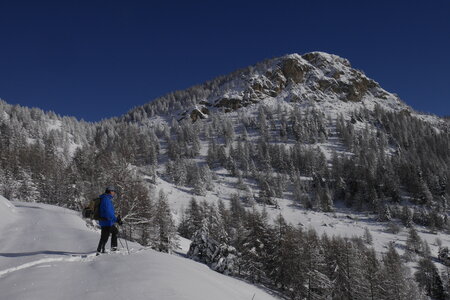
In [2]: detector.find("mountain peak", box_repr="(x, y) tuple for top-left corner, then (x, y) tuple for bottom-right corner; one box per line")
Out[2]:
(300, 51), (352, 68)
(121, 51), (410, 124)
(174, 51), (397, 121)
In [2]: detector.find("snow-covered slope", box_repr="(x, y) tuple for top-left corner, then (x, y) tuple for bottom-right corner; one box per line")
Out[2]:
(0, 195), (16, 227)
(0, 200), (280, 300)
(157, 169), (450, 269)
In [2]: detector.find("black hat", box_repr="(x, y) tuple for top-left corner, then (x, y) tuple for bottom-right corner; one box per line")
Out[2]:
(105, 186), (117, 193)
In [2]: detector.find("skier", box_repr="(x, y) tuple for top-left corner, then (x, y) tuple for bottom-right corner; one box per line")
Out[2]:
(96, 186), (122, 255)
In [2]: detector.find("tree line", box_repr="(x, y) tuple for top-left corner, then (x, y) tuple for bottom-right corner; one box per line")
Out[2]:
(182, 197), (449, 299)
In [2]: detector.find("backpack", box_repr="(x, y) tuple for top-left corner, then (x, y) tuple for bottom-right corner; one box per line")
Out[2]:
(83, 197), (105, 220)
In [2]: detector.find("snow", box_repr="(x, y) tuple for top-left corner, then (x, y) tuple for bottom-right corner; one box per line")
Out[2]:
(0, 195), (16, 227)
(0, 110), (10, 122)
(67, 140), (82, 157)
(0, 199), (280, 300)
(263, 197), (450, 261)
(46, 119), (62, 132)
(176, 236), (192, 255)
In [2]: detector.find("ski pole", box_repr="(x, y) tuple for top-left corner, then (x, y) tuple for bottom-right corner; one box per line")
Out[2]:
(124, 236), (130, 255)
(116, 220), (128, 254)
(124, 223), (130, 255)
(118, 223), (130, 255)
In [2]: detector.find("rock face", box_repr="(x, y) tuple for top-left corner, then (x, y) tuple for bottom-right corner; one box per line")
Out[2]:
(316, 74), (379, 102)
(190, 107), (209, 122)
(183, 51), (391, 121)
(301, 52), (383, 102)
(179, 106), (209, 122)
(214, 98), (247, 111)
(281, 56), (309, 84)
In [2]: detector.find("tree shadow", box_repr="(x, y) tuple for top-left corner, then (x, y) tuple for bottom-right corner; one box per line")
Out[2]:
(0, 250), (95, 257)
(14, 205), (43, 209)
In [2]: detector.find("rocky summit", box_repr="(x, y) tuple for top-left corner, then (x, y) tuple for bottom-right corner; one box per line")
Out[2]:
(175, 52), (402, 122)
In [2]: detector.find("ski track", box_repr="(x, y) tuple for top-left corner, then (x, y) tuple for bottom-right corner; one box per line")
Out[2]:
(0, 249), (140, 279)
(0, 255), (94, 278)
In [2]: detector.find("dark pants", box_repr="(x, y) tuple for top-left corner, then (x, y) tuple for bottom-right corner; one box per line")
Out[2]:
(97, 225), (118, 253)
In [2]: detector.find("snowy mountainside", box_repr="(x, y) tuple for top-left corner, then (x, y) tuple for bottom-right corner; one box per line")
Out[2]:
(0, 100), (94, 160)
(121, 51), (445, 129)
(0, 198), (280, 300)
(157, 169), (450, 261)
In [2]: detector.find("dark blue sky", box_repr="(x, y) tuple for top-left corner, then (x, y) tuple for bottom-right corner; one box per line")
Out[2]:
(1, 0), (449, 121)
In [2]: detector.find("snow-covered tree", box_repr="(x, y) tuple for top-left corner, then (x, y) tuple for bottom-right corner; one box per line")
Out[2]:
(187, 218), (238, 275)
(152, 190), (178, 253)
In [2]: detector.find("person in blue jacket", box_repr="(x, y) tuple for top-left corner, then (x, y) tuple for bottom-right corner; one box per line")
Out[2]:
(96, 186), (122, 254)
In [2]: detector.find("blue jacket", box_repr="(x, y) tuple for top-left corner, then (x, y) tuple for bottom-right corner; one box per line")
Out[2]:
(98, 193), (117, 227)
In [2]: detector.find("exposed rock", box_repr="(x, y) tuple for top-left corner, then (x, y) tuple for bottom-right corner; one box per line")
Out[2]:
(267, 70), (286, 92)
(214, 98), (244, 110)
(345, 76), (378, 102)
(332, 71), (344, 80)
(250, 78), (270, 93)
(316, 73), (379, 102)
(302, 52), (351, 68)
(199, 100), (212, 107)
(318, 78), (337, 93)
(243, 56), (310, 103)
(289, 94), (302, 103)
(280, 57), (308, 84)
(188, 106), (209, 122)
(400, 109), (412, 117)
(247, 70), (285, 100)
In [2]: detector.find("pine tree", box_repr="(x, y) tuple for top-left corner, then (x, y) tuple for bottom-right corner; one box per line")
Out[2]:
(187, 217), (238, 275)
(331, 238), (358, 299)
(377, 203), (392, 222)
(401, 206), (413, 227)
(363, 227), (373, 245)
(405, 226), (422, 260)
(200, 164), (214, 191)
(258, 177), (275, 206)
(380, 243), (424, 300)
(320, 186), (334, 212)
(206, 203), (228, 244)
(362, 248), (382, 300)
(240, 208), (271, 283)
(266, 214), (290, 288)
(189, 162), (206, 196)
(184, 197), (203, 239)
(153, 190), (178, 253)
(441, 265), (450, 299)
(438, 247), (450, 267)
(302, 228), (332, 300)
(415, 257), (446, 299)
(206, 139), (218, 167)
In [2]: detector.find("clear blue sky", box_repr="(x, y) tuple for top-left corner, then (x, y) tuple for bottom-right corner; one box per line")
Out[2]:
(0, 0), (449, 121)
